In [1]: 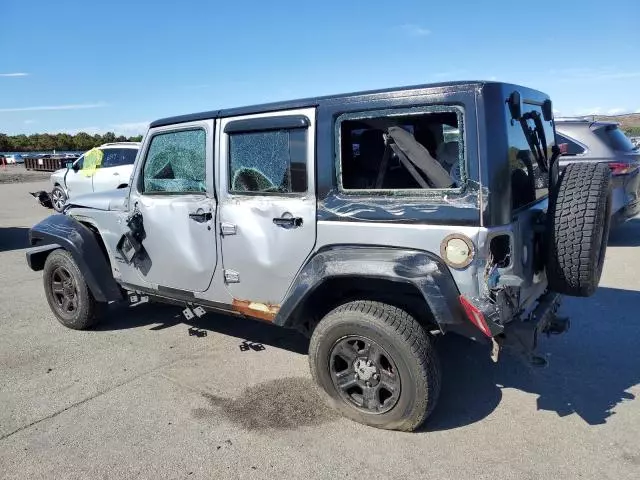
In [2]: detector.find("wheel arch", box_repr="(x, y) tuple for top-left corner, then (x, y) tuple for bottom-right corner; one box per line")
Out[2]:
(274, 245), (475, 338)
(26, 214), (122, 303)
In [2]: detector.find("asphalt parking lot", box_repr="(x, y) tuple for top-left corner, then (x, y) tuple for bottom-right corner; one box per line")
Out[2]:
(1, 178), (639, 480)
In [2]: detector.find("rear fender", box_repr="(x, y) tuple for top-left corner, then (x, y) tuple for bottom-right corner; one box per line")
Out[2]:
(26, 214), (123, 302)
(275, 245), (479, 339)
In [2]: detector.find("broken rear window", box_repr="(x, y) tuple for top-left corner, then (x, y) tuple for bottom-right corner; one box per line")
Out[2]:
(338, 108), (464, 191)
(228, 129), (307, 194)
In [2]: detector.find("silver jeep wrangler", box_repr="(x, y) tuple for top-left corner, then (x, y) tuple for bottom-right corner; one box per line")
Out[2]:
(26, 81), (612, 431)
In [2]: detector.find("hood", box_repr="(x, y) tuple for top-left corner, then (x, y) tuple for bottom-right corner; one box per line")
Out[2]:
(66, 188), (128, 212)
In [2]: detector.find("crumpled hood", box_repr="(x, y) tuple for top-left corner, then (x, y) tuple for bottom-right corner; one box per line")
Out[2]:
(66, 188), (128, 212)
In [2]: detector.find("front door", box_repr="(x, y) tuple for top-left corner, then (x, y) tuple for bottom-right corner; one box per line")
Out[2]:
(128, 121), (217, 292)
(217, 108), (317, 306)
(64, 155), (94, 198)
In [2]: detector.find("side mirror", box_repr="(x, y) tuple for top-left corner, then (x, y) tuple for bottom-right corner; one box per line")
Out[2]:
(507, 91), (523, 120)
(542, 99), (553, 121)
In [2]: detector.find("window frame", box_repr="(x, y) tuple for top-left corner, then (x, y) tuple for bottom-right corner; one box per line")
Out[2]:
(334, 105), (467, 196)
(556, 132), (588, 157)
(226, 123), (310, 197)
(139, 126), (208, 196)
(100, 147), (139, 169)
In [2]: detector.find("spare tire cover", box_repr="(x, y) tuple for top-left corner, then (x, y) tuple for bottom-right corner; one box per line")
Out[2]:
(546, 162), (612, 297)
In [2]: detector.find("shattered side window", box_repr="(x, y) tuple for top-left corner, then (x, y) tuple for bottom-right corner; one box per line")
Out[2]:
(142, 129), (206, 194)
(338, 109), (464, 191)
(228, 129), (307, 194)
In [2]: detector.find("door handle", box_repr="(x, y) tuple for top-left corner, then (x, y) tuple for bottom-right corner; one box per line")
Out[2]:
(273, 216), (303, 228)
(189, 211), (212, 223)
(113, 172), (120, 176)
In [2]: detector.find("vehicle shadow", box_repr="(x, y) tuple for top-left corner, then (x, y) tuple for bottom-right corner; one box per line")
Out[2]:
(0, 227), (30, 252)
(96, 302), (309, 355)
(608, 217), (640, 247)
(95, 286), (639, 431)
(425, 285), (640, 431)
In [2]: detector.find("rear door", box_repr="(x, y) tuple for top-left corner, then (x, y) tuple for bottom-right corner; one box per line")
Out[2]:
(217, 108), (316, 307)
(92, 147), (138, 192)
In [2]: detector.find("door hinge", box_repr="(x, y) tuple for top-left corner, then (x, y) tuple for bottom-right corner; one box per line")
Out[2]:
(221, 222), (237, 236)
(224, 269), (240, 283)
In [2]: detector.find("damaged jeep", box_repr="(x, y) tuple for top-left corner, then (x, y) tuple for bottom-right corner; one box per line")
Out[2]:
(26, 81), (612, 432)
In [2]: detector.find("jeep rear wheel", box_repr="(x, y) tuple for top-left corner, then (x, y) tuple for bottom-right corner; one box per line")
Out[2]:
(546, 162), (612, 297)
(309, 300), (441, 431)
(43, 249), (102, 330)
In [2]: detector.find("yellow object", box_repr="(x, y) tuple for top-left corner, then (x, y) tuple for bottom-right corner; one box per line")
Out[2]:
(82, 148), (104, 177)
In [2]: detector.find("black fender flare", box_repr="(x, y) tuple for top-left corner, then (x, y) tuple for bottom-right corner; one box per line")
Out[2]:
(26, 214), (123, 303)
(274, 245), (473, 336)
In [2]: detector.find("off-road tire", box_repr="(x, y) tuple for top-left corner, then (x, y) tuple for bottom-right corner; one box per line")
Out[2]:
(43, 249), (102, 330)
(309, 300), (441, 431)
(51, 186), (67, 213)
(546, 162), (612, 297)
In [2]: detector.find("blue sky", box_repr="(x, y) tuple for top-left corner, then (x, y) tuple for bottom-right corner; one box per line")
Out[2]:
(1, 0), (639, 136)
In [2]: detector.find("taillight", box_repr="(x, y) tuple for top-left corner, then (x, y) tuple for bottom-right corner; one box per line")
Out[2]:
(607, 162), (639, 176)
(459, 295), (492, 337)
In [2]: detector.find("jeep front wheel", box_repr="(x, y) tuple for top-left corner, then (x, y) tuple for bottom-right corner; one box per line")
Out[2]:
(309, 300), (441, 431)
(43, 249), (102, 330)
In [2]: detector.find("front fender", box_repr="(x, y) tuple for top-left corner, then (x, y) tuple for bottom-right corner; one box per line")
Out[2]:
(26, 214), (123, 303)
(275, 245), (474, 336)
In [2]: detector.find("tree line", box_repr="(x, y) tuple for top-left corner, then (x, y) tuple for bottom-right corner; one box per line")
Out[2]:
(0, 132), (144, 153)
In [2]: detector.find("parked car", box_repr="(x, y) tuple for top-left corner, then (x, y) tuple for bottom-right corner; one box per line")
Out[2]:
(3, 154), (23, 164)
(49, 142), (140, 212)
(26, 81), (612, 432)
(555, 118), (640, 224)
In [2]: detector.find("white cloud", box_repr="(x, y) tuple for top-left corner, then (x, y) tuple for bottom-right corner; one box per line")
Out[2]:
(606, 107), (628, 115)
(0, 102), (108, 113)
(553, 67), (640, 83)
(23, 119), (36, 124)
(0, 72), (28, 77)
(109, 121), (149, 135)
(574, 107), (602, 116)
(62, 126), (104, 135)
(61, 121), (149, 136)
(400, 24), (431, 37)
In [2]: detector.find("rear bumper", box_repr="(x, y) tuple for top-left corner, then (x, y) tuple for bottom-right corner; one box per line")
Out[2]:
(459, 288), (560, 340)
(500, 291), (562, 353)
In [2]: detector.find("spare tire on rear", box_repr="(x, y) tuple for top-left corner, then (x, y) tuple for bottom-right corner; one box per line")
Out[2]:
(546, 162), (612, 297)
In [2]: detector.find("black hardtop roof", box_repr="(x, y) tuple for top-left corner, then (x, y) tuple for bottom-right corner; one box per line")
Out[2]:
(150, 80), (536, 128)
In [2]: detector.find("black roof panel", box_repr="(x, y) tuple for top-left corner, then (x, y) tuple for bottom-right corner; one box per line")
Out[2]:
(149, 80), (499, 128)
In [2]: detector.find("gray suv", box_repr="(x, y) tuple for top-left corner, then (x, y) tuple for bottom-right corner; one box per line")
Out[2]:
(25, 81), (612, 431)
(555, 118), (640, 224)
